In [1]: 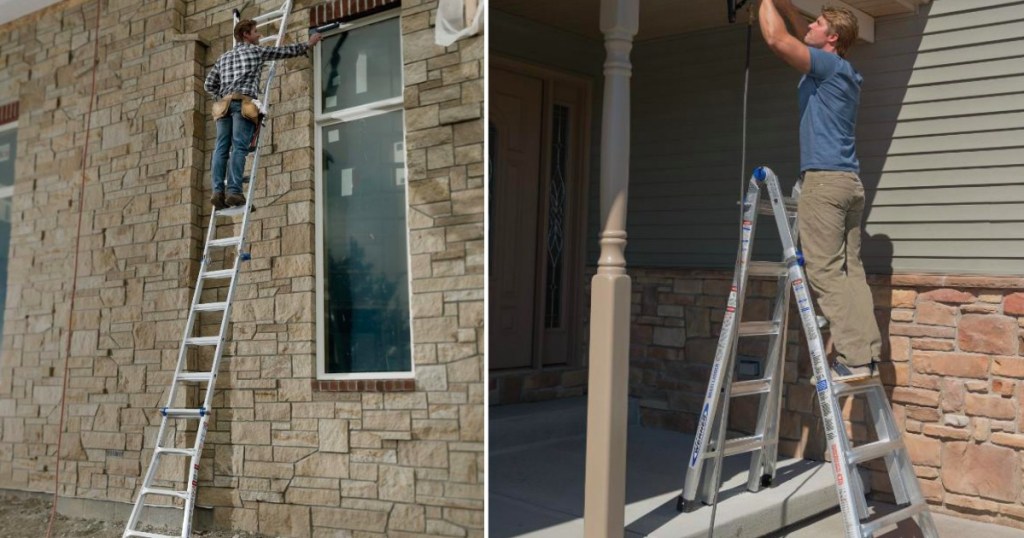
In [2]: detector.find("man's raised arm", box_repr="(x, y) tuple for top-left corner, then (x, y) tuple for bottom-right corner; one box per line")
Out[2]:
(759, 0), (811, 73)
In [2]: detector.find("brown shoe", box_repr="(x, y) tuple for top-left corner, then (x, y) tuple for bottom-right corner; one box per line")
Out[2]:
(211, 191), (227, 210)
(225, 192), (246, 207)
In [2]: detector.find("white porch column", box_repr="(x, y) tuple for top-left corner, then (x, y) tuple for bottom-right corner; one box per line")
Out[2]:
(583, 0), (638, 537)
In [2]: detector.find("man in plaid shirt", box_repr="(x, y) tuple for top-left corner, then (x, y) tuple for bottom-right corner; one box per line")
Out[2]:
(204, 19), (323, 209)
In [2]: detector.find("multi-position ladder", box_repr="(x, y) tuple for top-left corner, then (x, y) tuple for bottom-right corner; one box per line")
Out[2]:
(678, 167), (938, 538)
(123, 2), (293, 537)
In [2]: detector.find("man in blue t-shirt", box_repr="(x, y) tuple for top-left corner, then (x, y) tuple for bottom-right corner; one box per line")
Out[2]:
(759, 0), (881, 382)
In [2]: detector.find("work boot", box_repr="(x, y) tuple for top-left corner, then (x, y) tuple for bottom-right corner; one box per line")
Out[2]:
(225, 192), (246, 207)
(211, 191), (227, 210)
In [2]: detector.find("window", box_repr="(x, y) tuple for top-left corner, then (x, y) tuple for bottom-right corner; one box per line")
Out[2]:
(0, 117), (14, 339)
(314, 14), (411, 378)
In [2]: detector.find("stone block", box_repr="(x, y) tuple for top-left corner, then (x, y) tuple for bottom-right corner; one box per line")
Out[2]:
(319, 419), (349, 453)
(379, 464), (415, 502)
(958, 314), (1017, 355)
(942, 442), (1020, 502)
(916, 301), (956, 326)
(920, 288), (976, 304)
(258, 502), (311, 538)
(911, 351), (989, 379)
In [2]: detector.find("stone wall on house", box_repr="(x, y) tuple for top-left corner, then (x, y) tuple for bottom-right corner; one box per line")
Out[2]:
(0, 0), (484, 537)
(618, 266), (1024, 530)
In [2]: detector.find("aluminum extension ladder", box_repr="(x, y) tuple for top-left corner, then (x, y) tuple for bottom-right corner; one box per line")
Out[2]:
(677, 167), (938, 538)
(123, 2), (293, 536)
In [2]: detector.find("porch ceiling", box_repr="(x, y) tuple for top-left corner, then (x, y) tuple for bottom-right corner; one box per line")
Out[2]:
(492, 0), (930, 42)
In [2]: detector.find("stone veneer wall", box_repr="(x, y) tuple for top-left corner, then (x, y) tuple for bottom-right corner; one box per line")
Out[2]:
(0, 0), (483, 536)
(620, 266), (1024, 529)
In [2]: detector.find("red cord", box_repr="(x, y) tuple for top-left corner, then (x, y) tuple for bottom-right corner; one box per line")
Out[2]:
(46, 1), (102, 535)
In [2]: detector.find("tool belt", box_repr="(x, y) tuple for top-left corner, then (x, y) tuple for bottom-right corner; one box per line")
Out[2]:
(212, 93), (261, 123)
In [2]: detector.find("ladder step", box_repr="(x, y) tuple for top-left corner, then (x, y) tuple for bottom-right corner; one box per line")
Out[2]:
(738, 321), (781, 336)
(201, 268), (235, 280)
(142, 486), (189, 500)
(758, 198), (798, 216)
(125, 531), (182, 538)
(216, 206), (247, 217)
(184, 336), (220, 346)
(194, 301), (228, 312)
(706, 434), (774, 459)
(861, 502), (928, 535)
(730, 378), (772, 397)
(176, 371), (214, 382)
(208, 236), (242, 248)
(747, 261), (788, 277)
(832, 378), (883, 398)
(848, 438), (903, 465)
(155, 446), (196, 457)
(161, 407), (208, 418)
(254, 9), (285, 24)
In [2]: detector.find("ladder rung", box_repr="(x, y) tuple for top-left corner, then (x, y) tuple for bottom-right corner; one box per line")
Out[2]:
(730, 378), (772, 397)
(125, 531), (181, 538)
(738, 321), (781, 336)
(861, 502), (928, 535)
(185, 336), (220, 346)
(253, 9), (285, 24)
(757, 198), (798, 216)
(194, 302), (228, 312)
(259, 35), (279, 44)
(216, 206), (247, 217)
(848, 438), (903, 465)
(208, 236), (242, 248)
(176, 371), (214, 382)
(161, 407), (207, 419)
(201, 269), (235, 280)
(143, 486), (189, 500)
(747, 261), (788, 277)
(706, 434), (773, 459)
(155, 446), (196, 457)
(832, 379), (882, 398)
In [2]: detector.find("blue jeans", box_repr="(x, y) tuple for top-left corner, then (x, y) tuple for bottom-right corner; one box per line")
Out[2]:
(211, 100), (255, 195)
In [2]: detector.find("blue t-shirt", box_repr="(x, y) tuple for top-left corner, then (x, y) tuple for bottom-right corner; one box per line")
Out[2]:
(798, 47), (862, 173)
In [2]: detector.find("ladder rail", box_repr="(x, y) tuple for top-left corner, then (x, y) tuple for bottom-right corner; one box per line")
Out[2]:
(124, 2), (293, 536)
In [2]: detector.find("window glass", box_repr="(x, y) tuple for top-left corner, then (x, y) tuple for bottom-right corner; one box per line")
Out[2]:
(320, 17), (402, 114)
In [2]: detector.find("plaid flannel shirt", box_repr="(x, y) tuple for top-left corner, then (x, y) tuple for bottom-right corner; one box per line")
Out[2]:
(204, 42), (310, 100)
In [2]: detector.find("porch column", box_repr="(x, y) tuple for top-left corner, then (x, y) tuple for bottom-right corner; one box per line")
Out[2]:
(583, 1), (638, 537)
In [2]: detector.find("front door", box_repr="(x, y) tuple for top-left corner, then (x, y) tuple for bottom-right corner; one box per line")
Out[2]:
(489, 67), (543, 370)
(489, 59), (591, 373)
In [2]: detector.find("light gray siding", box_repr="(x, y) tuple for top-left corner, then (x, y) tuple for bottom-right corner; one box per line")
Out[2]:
(616, 0), (1024, 275)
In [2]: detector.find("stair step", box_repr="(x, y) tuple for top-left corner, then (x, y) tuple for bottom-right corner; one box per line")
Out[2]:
(194, 302), (228, 312)
(738, 321), (781, 336)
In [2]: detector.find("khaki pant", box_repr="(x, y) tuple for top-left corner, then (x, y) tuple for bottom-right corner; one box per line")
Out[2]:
(797, 170), (882, 367)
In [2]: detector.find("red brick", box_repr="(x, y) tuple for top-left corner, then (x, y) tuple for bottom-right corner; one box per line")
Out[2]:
(916, 301), (957, 326)
(1005, 293), (1024, 316)
(965, 394), (1016, 420)
(942, 442), (1021, 502)
(920, 288), (977, 304)
(993, 357), (1024, 378)
(892, 387), (940, 407)
(912, 351), (989, 379)
(958, 314), (1017, 355)
(904, 433), (941, 466)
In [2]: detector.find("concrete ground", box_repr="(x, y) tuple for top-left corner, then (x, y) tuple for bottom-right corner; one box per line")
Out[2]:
(489, 396), (1021, 538)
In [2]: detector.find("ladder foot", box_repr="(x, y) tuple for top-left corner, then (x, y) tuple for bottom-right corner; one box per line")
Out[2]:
(760, 474), (773, 488)
(676, 495), (700, 513)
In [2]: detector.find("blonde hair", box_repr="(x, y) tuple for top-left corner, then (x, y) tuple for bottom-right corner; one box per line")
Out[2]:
(821, 7), (858, 57)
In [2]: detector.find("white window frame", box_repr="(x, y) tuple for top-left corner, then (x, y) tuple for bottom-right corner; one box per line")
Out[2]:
(0, 120), (15, 200)
(313, 11), (414, 381)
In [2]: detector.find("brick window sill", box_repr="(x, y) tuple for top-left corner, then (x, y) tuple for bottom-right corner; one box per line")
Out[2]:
(312, 379), (416, 392)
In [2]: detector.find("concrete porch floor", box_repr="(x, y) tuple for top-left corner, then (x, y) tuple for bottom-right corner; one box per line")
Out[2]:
(488, 396), (1021, 538)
